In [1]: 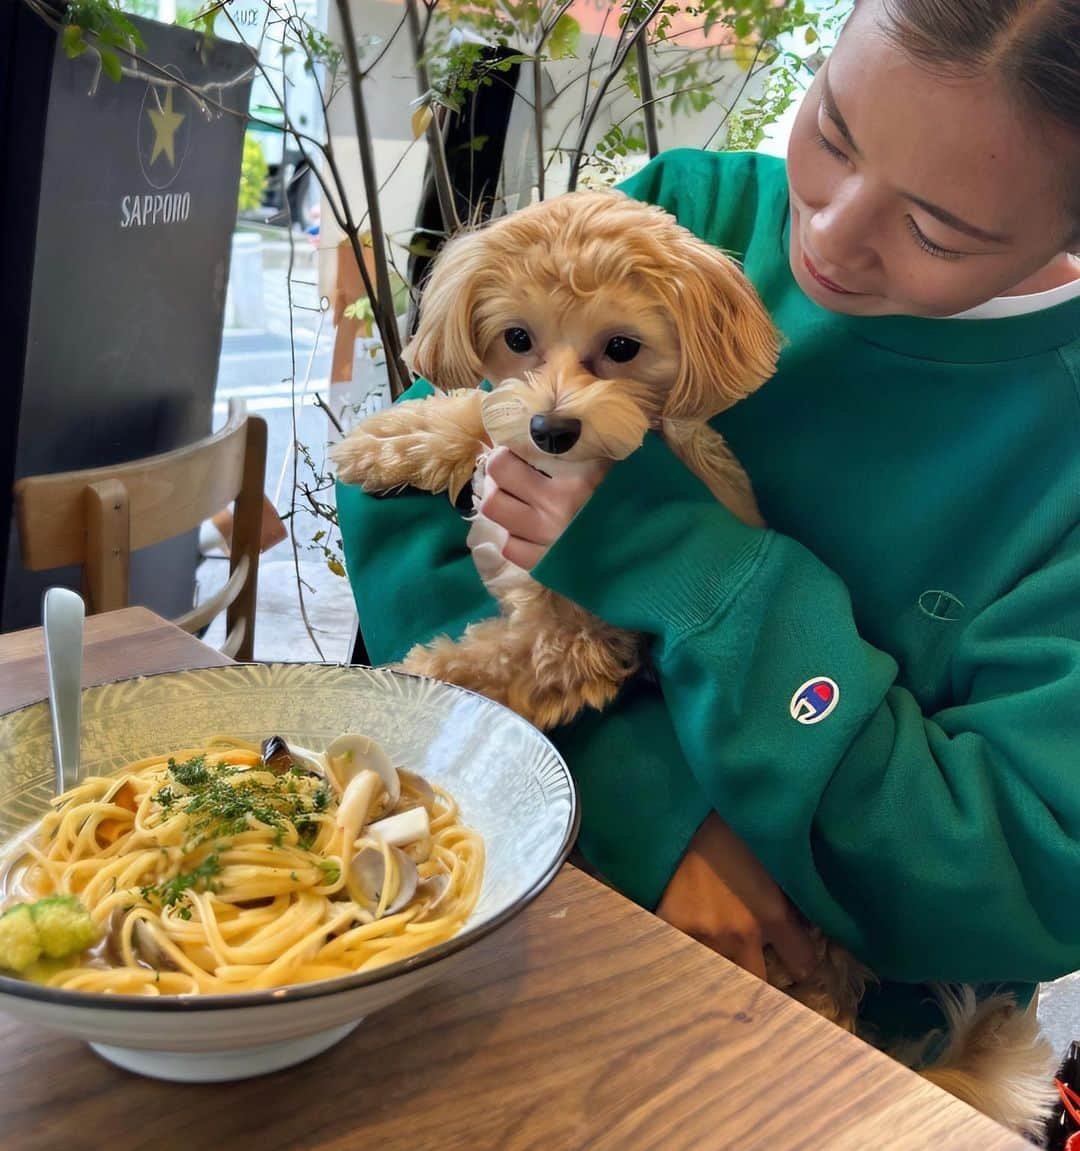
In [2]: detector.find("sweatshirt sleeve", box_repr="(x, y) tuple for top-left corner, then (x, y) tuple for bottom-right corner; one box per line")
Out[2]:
(336, 380), (495, 666)
(533, 431), (1080, 984)
(337, 387), (719, 908)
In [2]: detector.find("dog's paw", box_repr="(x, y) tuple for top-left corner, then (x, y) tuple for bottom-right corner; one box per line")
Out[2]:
(398, 635), (513, 707)
(505, 674), (623, 731)
(329, 426), (470, 497)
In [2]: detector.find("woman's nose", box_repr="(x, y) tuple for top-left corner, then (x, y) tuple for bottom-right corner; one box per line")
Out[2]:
(806, 178), (878, 272)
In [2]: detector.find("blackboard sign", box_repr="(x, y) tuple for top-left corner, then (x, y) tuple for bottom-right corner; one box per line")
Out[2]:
(0, 8), (255, 629)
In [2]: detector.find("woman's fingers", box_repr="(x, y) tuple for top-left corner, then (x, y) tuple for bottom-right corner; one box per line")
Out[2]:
(480, 447), (606, 568)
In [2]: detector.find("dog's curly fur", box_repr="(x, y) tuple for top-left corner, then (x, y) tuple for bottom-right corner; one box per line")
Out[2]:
(333, 192), (775, 726)
(331, 191), (1056, 1135)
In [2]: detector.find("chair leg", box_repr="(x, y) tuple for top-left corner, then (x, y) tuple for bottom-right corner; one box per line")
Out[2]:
(227, 415), (268, 661)
(83, 479), (131, 614)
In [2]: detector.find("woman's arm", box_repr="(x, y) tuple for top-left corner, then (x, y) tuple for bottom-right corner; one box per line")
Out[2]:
(336, 380), (496, 665)
(532, 433), (1080, 984)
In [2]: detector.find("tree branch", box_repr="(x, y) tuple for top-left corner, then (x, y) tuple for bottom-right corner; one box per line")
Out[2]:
(334, 0), (409, 396)
(567, 0), (667, 190)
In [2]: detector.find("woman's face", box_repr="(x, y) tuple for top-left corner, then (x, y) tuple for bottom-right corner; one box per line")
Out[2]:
(786, 0), (1078, 317)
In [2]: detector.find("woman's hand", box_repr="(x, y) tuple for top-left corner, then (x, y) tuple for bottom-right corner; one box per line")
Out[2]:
(655, 813), (819, 981)
(479, 447), (606, 570)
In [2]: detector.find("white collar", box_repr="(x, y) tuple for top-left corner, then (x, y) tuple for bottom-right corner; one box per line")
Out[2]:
(950, 273), (1080, 320)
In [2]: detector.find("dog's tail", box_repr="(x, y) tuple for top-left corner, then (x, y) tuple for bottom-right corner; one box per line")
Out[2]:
(904, 985), (1057, 1138)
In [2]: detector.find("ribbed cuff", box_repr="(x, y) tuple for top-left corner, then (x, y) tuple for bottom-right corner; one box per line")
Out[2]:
(534, 432), (768, 639)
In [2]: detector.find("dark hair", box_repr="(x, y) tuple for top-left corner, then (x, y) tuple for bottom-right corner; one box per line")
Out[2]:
(879, 0), (1080, 228)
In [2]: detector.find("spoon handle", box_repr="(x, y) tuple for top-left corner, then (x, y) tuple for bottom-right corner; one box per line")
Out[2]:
(43, 587), (85, 795)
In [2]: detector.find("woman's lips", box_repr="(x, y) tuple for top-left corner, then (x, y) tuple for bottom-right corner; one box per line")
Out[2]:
(803, 253), (857, 295)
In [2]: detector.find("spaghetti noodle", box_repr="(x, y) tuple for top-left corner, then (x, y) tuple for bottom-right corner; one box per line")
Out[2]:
(0, 736), (484, 995)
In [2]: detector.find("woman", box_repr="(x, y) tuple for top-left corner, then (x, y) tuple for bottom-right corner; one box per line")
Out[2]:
(337, 0), (1080, 1057)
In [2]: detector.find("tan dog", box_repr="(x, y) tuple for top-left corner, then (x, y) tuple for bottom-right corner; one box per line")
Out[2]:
(332, 191), (1055, 1135)
(332, 191), (775, 729)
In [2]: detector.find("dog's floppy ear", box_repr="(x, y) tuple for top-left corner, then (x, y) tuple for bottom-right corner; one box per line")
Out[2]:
(662, 236), (779, 421)
(403, 230), (489, 392)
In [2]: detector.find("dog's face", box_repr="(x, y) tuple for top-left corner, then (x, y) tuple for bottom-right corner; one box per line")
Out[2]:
(404, 191), (778, 467)
(473, 273), (678, 468)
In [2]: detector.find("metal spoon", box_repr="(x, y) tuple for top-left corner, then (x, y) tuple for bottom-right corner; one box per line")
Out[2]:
(43, 587), (85, 795)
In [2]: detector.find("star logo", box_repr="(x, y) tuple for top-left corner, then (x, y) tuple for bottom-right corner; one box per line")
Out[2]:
(137, 68), (191, 190)
(146, 86), (185, 168)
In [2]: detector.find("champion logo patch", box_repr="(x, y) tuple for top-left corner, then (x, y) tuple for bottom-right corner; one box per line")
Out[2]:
(790, 677), (840, 725)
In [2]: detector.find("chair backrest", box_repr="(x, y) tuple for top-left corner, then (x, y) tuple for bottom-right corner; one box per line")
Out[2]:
(13, 399), (268, 660)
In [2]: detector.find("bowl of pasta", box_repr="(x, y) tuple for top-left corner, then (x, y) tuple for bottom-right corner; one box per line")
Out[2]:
(0, 663), (576, 1082)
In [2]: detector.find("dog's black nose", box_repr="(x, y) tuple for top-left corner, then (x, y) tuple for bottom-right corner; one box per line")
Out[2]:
(529, 414), (582, 455)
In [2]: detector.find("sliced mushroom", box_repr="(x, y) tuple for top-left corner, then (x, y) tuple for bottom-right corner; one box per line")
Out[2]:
(346, 846), (418, 917)
(366, 806), (430, 849)
(131, 918), (176, 972)
(103, 907), (128, 965)
(335, 758), (402, 844)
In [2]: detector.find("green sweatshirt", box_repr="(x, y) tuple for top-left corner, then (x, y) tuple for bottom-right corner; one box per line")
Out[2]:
(338, 149), (1080, 1042)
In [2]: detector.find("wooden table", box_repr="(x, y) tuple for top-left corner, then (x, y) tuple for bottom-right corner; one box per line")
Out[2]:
(0, 609), (1029, 1151)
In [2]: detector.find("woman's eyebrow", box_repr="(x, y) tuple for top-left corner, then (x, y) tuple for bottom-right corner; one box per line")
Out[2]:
(821, 71), (1012, 246)
(821, 72), (860, 154)
(904, 194), (1012, 244)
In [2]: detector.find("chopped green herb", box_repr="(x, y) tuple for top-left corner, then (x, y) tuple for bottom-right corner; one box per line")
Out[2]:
(317, 860), (341, 885)
(168, 755), (210, 788)
(151, 755), (331, 850)
(140, 853), (224, 914)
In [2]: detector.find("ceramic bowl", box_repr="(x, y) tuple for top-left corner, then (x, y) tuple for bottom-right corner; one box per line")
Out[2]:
(0, 663), (577, 1082)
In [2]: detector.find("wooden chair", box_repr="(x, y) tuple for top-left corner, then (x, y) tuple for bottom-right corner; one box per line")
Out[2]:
(13, 399), (267, 660)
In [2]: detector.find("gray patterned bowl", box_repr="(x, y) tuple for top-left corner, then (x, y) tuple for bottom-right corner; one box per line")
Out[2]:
(0, 663), (577, 1082)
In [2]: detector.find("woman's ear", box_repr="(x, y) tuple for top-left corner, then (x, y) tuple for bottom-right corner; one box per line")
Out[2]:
(403, 230), (489, 392)
(662, 239), (779, 421)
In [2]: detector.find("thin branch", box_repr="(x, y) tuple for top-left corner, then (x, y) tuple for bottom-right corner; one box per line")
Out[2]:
(527, 0), (577, 199)
(634, 35), (659, 157)
(567, 0), (667, 190)
(579, 0), (614, 125)
(404, 0), (460, 235)
(360, 9), (410, 77)
(702, 39), (766, 149)
(313, 392), (345, 437)
(335, 0), (409, 395)
(277, 32), (326, 663)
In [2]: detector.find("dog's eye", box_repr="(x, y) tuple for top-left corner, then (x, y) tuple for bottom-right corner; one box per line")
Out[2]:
(604, 336), (641, 363)
(504, 327), (533, 355)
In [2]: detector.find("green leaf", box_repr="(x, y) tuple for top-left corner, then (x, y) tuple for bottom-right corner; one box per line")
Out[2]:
(327, 557), (346, 578)
(547, 14), (580, 61)
(100, 49), (122, 83)
(805, 26), (818, 44)
(62, 24), (87, 58)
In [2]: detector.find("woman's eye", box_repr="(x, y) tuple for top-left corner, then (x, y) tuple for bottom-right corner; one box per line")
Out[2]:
(905, 216), (964, 261)
(504, 327), (533, 354)
(604, 336), (641, 363)
(815, 128), (848, 164)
